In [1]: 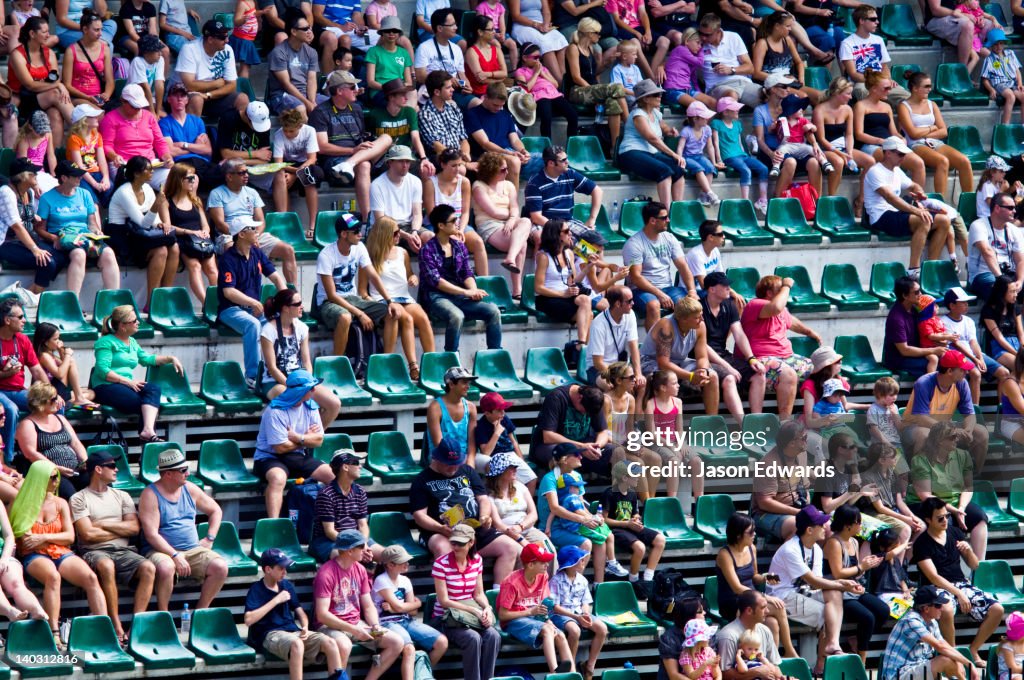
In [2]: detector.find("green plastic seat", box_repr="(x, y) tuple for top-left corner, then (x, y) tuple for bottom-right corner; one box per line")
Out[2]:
(958, 191), (979, 226)
(198, 521), (258, 576)
(368, 511), (431, 564)
(521, 135), (552, 155)
(367, 431), (421, 484)
(779, 658), (813, 680)
(524, 347), (577, 394)
(567, 135), (621, 182)
(973, 560), (1024, 610)
(765, 198), (823, 244)
(643, 497), (706, 549)
(571, 202), (626, 248)
(314, 210), (345, 249)
(618, 200), (647, 237)
(87, 444), (145, 494)
(314, 355), (373, 407)
(718, 199), (774, 246)
(704, 574), (726, 623)
(937, 63), (988, 105)
(141, 443), (203, 488)
(473, 349), (533, 399)
(366, 353), (426, 405)
(833, 335), (892, 384)
(879, 3), (932, 45)
(236, 76), (256, 102)
(669, 200), (706, 245)
(602, 672), (641, 680)
(37, 291), (97, 342)
(197, 439), (258, 491)
(994, 124), (1024, 158)
(313, 433), (372, 483)
(265, 211), (319, 260)
(986, 2), (1022, 41)
(0, 148), (14, 176)
(823, 653), (869, 680)
(202, 286), (239, 336)
(200, 361), (262, 413)
(974, 480), (1019, 531)
(93, 289), (154, 338)
(148, 287), (210, 338)
(520, 274), (547, 321)
(419, 352), (481, 399)
(815, 196), (871, 243)
(251, 518), (317, 571)
(870, 261), (907, 305)
(1010, 478), (1024, 520)
(145, 363), (207, 416)
(689, 414), (747, 465)
(727, 267), (760, 302)
(694, 494), (735, 546)
(127, 611), (196, 669)
(920, 260), (962, 299)
(804, 66), (832, 91)
(789, 335), (820, 357)
(891, 64), (943, 103)
(821, 264), (880, 311)
(6, 619), (72, 677)
(775, 265), (831, 313)
(69, 615), (136, 673)
(593, 581), (658, 636)
(948, 126), (990, 168)
(742, 412), (779, 459)
(188, 607), (257, 664)
(458, 9), (477, 38)
(545, 675), (583, 680)
(476, 276), (528, 324)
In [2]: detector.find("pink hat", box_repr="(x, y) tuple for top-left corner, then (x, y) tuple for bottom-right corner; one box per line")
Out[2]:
(1008, 612), (1024, 641)
(686, 101), (715, 119)
(716, 96), (743, 113)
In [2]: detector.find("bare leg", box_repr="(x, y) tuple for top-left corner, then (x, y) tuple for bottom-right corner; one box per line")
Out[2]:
(265, 468), (288, 518)
(153, 559), (175, 611)
(98, 247), (121, 291)
(133, 560), (156, 614)
(195, 558), (228, 609)
(66, 249), (87, 296)
(140, 404), (160, 439)
(93, 560), (124, 637)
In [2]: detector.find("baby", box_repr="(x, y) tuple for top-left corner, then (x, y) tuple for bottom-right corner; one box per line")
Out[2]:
(734, 630), (768, 674)
(770, 94), (834, 177)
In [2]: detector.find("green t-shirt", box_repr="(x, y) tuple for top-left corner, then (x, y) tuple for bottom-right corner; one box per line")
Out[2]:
(366, 45), (412, 88)
(91, 334), (157, 388)
(906, 448), (972, 506)
(366, 105), (418, 147)
(710, 118), (746, 161)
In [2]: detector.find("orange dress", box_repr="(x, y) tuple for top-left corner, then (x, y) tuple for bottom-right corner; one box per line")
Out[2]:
(18, 511), (70, 561)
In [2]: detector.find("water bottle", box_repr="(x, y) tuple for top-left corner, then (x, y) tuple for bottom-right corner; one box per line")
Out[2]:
(595, 503), (604, 521)
(181, 604), (191, 636)
(594, 104), (606, 124)
(624, 662), (635, 670)
(610, 201), (620, 225)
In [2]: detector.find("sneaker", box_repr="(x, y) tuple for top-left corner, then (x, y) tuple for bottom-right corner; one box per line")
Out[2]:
(754, 198), (769, 217)
(605, 560), (629, 578)
(699, 192), (713, 207)
(745, 134), (759, 155)
(769, 165), (780, 178)
(245, 377), (258, 391)
(907, 268), (921, 281)
(706, 191), (721, 207)
(333, 160), (356, 184)
(821, 158), (835, 174)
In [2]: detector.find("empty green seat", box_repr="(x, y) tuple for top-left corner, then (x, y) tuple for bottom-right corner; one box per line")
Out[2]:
(197, 439), (258, 491)
(38, 291), (97, 342)
(188, 607), (257, 664)
(69, 615), (135, 673)
(775, 265), (831, 312)
(815, 196), (871, 242)
(314, 355), (373, 407)
(567, 135), (621, 182)
(765, 198), (823, 244)
(200, 361), (262, 413)
(821, 264), (880, 311)
(689, 414), (747, 465)
(251, 518), (317, 571)
(804, 66), (832, 91)
(6, 619), (72, 677)
(474, 349), (533, 399)
(368, 511), (431, 564)
(366, 353), (426, 405)
(823, 654), (869, 680)
(524, 347), (577, 394)
(146, 364), (207, 416)
(948, 126), (990, 168)
(994, 124), (1024, 158)
(1010, 478), (1024, 520)
(314, 210), (345, 249)
(695, 494), (735, 546)
(920, 259), (962, 299)
(718, 199), (774, 246)
(870, 261), (907, 305)
(521, 135), (552, 155)
(367, 431), (421, 484)
(937, 63), (988, 105)
(476, 276), (528, 324)
(545, 674), (584, 680)
(419, 352), (481, 399)
(643, 497), (706, 549)
(727, 266), (760, 301)
(789, 335), (820, 357)
(704, 574), (726, 623)
(602, 672), (640, 680)
(265, 211), (319, 260)
(669, 200), (706, 245)
(618, 200), (647, 237)
(127, 611), (196, 669)
(958, 190), (979, 227)
(313, 433), (372, 483)
(571, 202), (626, 248)
(879, 3), (931, 45)
(0, 148), (14, 176)
(742, 412), (779, 459)
(520, 274), (549, 322)
(198, 521), (258, 576)
(973, 560), (1024, 610)
(594, 581), (658, 636)
(87, 444), (145, 495)
(779, 658), (813, 680)
(148, 287), (210, 338)
(834, 335), (892, 383)
(974, 480), (1019, 531)
(93, 289), (154, 338)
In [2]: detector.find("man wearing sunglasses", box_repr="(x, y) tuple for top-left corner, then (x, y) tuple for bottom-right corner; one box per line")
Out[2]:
(839, 5), (909, 104)
(881, 585), (980, 680)
(171, 19), (250, 119)
(267, 13), (320, 115)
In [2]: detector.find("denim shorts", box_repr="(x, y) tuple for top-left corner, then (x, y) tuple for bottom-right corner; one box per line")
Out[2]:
(23, 552), (74, 570)
(991, 335), (1021, 359)
(550, 614), (576, 631)
(684, 155), (717, 176)
(503, 617), (548, 647)
(666, 88), (698, 104)
(550, 526), (589, 548)
(382, 617), (443, 649)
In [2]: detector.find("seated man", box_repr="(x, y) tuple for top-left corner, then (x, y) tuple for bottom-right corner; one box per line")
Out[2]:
(370, 145), (425, 251)
(366, 79), (435, 178)
(524, 145), (602, 243)
(839, 5), (910, 103)
(966, 191), (1024, 300)
(465, 82), (536, 193)
(584, 285), (645, 392)
(217, 101), (289, 207)
(413, 10), (475, 107)
(160, 82), (219, 190)
(313, 0), (376, 74)
(882, 276), (946, 378)
(172, 19), (249, 118)
(701, 271), (768, 414)
(717, 590), (784, 680)
(267, 13), (320, 115)
(309, 449), (385, 564)
(139, 448), (229, 609)
(0, 299), (52, 460)
(529, 384), (616, 473)
(941, 286), (1009, 403)
(880, 586), (981, 680)
(417, 71), (472, 168)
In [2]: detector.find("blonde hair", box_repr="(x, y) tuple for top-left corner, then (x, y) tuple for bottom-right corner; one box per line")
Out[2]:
(824, 76), (853, 101)
(366, 215), (398, 274)
(617, 39), (639, 56)
(68, 116), (93, 142)
(681, 27), (700, 44)
(27, 381), (57, 412)
(738, 630), (762, 649)
(863, 69), (888, 91)
(573, 17), (601, 44)
(102, 305), (136, 336)
(14, 120), (35, 148)
(673, 296), (703, 319)
(873, 376), (899, 398)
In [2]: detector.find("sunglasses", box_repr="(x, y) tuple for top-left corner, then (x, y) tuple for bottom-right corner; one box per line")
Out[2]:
(655, 214), (669, 221)
(286, 300), (303, 307)
(865, 16), (879, 21)
(293, 25), (312, 30)
(712, 231), (725, 237)
(185, 175), (198, 181)
(499, 166), (509, 173)
(97, 462), (118, 469)
(234, 169), (250, 175)
(49, 396), (59, 403)
(49, 475), (58, 481)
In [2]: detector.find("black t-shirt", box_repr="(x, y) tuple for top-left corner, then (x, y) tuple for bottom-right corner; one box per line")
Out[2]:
(531, 385), (609, 450)
(218, 109), (270, 155)
(912, 524), (967, 584)
(118, 0), (156, 40)
(701, 296), (739, 355)
(981, 301), (1020, 340)
(658, 626), (685, 680)
(602, 487), (640, 523)
(409, 465), (487, 527)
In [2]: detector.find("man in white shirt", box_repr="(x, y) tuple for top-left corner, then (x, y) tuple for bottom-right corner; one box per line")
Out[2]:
(941, 286), (1008, 402)
(698, 14), (760, 107)
(967, 190), (1024, 299)
(172, 20), (249, 118)
(585, 286), (645, 391)
(414, 9), (476, 109)
(839, 5), (910, 103)
(685, 219), (724, 286)
(864, 136), (952, 279)
(370, 144), (426, 249)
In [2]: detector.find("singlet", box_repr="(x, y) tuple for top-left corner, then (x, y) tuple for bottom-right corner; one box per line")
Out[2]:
(761, 38), (794, 76)
(232, 0), (259, 40)
(31, 417), (80, 471)
(371, 254), (413, 302)
(468, 44), (499, 95)
(9, 44), (52, 94)
(714, 545), (756, 619)
(609, 396), (630, 444)
(900, 99), (937, 143)
(997, 642), (1024, 680)
(438, 397), (469, 454)
(20, 512), (70, 559)
(168, 201), (202, 231)
(824, 122), (847, 142)
(541, 250), (571, 295)
(652, 397), (680, 432)
(70, 41), (106, 97)
(640, 318), (697, 372)
(570, 47), (598, 95)
(146, 483), (200, 552)
(24, 136), (47, 169)
(829, 537), (868, 596)
(1003, 388), (1023, 416)
(430, 174), (465, 221)
(862, 111), (892, 141)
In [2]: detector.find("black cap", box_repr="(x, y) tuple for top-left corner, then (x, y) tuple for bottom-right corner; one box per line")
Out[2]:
(578, 229), (607, 248)
(552, 443), (584, 460)
(704, 271), (731, 289)
(8, 158), (41, 176)
(55, 160), (86, 179)
(915, 585), (952, 607)
(335, 212), (362, 233)
(203, 19), (230, 38)
(86, 450), (118, 476)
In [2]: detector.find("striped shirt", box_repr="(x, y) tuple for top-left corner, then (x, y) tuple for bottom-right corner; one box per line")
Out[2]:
(524, 168), (596, 222)
(431, 551), (484, 618)
(311, 481), (368, 541)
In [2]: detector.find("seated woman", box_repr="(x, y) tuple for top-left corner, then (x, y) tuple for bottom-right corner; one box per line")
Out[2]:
(753, 74), (822, 197)
(59, 10), (114, 108)
(9, 460), (106, 647)
(565, 18), (627, 142)
(750, 12), (822, 103)
(860, 441), (922, 545)
(853, 69), (926, 186)
(91, 305), (182, 444)
(52, 0), (116, 48)
(509, 0), (568, 83)
(617, 79), (685, 209)
(981, 274), (1023, 370)
(259, 288), (341, 427)
(14, 382), (87, 500)
(813, 77), (876, 214)
(0, 425), (24, 504)
(0, 159), (66, 299)
(534, 219), (593, 349)
(486, 452), (550, 547)
(8, 17), (73, 143)
(159, 162), (217, 306)
(471, 152), (532, 298)
(422, 147), (488, 276)
(790, 0), (847, 57)
(465, 15), (509, 98)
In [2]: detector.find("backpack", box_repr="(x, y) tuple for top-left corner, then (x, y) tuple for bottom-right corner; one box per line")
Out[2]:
(111, 56), (130, 81)
(286, 480), (320, 544)
(649, 568), (699, 623)
(780, 182), (819, 221)
(413, 651), (434, 680)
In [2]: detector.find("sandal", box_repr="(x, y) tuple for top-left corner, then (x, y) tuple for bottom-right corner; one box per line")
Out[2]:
(139, 434), (165, 444)
(305, 227), (315, 240)
(408, 362), (420, 382)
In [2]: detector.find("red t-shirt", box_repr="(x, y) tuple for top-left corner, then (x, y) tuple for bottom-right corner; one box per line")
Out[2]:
(918, 317), (948, 349)
(497, 569), (549, 623)
(312, 559), (371, 629)
(0, 334), (38, 392)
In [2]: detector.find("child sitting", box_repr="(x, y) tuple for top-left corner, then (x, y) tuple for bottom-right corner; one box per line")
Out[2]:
(977, 155), (1023, 219)
(998, 611), (1024, 680)
(679, 619), (721, 680)
(611, 41), (643, 106)
(813, 378), (853, 420)
(679, 101), (722, 207)
(548, 471), (629, 582)
(711, 96), (769, 215)
(128, 34), (166, 118)
(866, 377), (904, 452)
(372, 544), (447, 665)
(982, 30), (1024, 126)
(917, 294), (963, 351)
(954, 0), (997, 72)
(271, 108), (325, 239)
(664, 28), (717, 110)
(769, 94), (834, 177)
(734, 630), (769, 674)
(475, 391), (537, 491)
(16, 111), (57, 191)
(513, 43), (577, 140)
(319, 47), (356, 103)
(869, 528), (912, 609)
(549, 546), (608, 680)
(601, 460), (665, 590)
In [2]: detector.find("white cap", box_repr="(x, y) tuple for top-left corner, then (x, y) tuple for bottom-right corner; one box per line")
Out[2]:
(71, 103), (104, 124)
(121, 83), (150, 109)
(229, 215), (262, 236)
(246, 101), (271, 133)
(881, 136), (912, 155)
(763, 73), (798, 90)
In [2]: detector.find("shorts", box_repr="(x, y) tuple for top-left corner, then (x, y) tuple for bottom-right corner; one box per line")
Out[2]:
(344, 295), (388, 326)
(991, 335), (1021, 359)
(550, 614), (576, 631)
(253, 452), (328, 481)
(927, 15), (968, 44)
(503, 617), (548, 647)
(317, 301), (349, 330)
(258, 232), (282, 252)
(81, 546), (150, 585)
(318, 626), (386, 650)
(752, 511), (794, 540)
(759, 355), (813, 390)
(536, 294), (583, 323)
(666, 88), (699, 104)
(950, 581), (998, 622)
(23, 552), (74, 570)
(898, 659), (934, 680)
(634, 286), (689, 311)
(550, 527), (590, 549)
(871, 210), (913, 238)
(268, 92), (306, 116)
(202, 91), (243, 121)
(381, 618), (443, 649)
(612, 527), (662, 551)
(263, 629), (330, 663)
(147, 546), (219, 580)
(1002, 413), (1024, 440)
(713, 351), (757, 388)
(782, 588), (825, 629)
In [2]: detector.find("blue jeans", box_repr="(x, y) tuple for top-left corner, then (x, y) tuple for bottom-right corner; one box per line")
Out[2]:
(634, 286), (688, 310)
(970, 271), (997, 301)
(0, 389), (26, 462)
(618, 150), (685, 183)
(0, 242), (68, 288)
(426, 291), (501, 352)
(219, 306), (266, 380)
(81, 172), (113, 207)
(165, 33), (189, 53)
(805, 25), (845, 54)
(58, 20), (117, 47)
(93, 382), (162, 415)
(723, 155), (769, 186)
(684, 155), (717, 176)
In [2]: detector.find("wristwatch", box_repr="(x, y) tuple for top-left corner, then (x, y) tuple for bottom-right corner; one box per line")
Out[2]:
(183, 142), (189, 150)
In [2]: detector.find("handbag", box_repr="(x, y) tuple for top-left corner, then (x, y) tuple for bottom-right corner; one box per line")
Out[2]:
(127, 218), (171, 241)
(780, 182), (819, 221)
(442, 606), (485, 630)
(89, 415), (129, 452)
(185, 232), (216, 256)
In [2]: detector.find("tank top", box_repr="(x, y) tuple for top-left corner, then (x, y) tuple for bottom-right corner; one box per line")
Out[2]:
(25, 136), (47, 168)
(714, 546), (756, 619)
(371, 253), (413, 302)
(31, 417), (80, 471)
(862, 111), (892, 141)
(609, 397), (630, 444)
(468, 44), (500, 95)
(71, 41), (105, 97)
(761, 38), (794, 76)
(541, 250), (571, 295)
(652, 398), (680, 432)
(9, 44), (51, 94)
(472, 180), (511, 227)
(900, 99), (936, 143)
(430, 174), (464, 221)
(438, 398), (469, 454)
(232, 0), (259, 40)
(20, 512), (70, 559)
(569, 47), (598, 95)
(146, 483), (200, 552)
(1004, 389), (1023, 416)
(829, 537), (868, 596)
(168, 201), (202, 231)
(824, 122), (847, 142)
(640, 318), (698, 372)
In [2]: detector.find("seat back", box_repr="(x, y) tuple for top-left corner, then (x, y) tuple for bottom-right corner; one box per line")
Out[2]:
(313, 433), (355, 464)
(789, 335), (820, 357)
(141, 442), (184, 484)
(948, 126), (988, 163)
(779, 658), (813, 680)
(669, 200), (706, 242)
(726, 267), (760, 301)
(594, 581), (641, 616)
(570, 202), (610, 231)
(198, 439), (247, 480)
(823, 654), (869, 680)
(314, 210), (345, 249)
(704, 574), (721, 618)
(937, 62), (977, 96)
(367, 431), (418, 473)
(822, 264), (865, 297)
(920, 260), (960, 297)
(618, 200), (646, 237)
(869, 261), (907, 304)
(8, 618), (63, 657)
(474, 349), (518, 380)
(252, 518), (304, 556)
(521, 135), (552, 155)
(69, 614), (124, 657)
(767, 197), (810, 229)
(94, 289), (142, 327)
(188, 607), (250, 650)
(775, 265), (816, 297)
(880, 3), (922, 38)
(815, 196), (856, 231)
(525, 347), (574, 389)
(974, 559), (1020, 597)
(695, 494), (734, 542)
(741, 413), (779, 457)
(475, 276), (518, 313)
(643, 496), (687, 530)
(834, 335), (878, 372)
(958, 191), (979, 226)
(803, 66), (831, 91)
(718, 199), (759, 232)
(38, 291), (93, 335)
(150, 287), (204, 328)
(315, 355), (359, 390)
(567, 135), (607, 169)
(200, 361), (249, 401)
(993, 123), (1024, 156)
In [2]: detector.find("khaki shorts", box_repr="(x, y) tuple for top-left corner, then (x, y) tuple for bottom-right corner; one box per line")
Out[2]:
(82, 547), (151, 585)
(148, 546), (219, 580)
(318, 626), (385, 650)
(258, 232), (282, 253)
(927, 15), (968, 44)
(263, 629), (330, 664)
(783, 589), (825, 629)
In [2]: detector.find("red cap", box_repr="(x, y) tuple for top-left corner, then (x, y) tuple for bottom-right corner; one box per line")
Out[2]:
(480, 392), (513, 412)
(521, 543), (555, 564)
(939, 349), (975, 371)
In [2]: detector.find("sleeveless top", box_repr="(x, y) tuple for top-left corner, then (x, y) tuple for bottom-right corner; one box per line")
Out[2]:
(472, 180), (510, 226)
(828, 537), (868, 597)
(715, 546), (756, 619)
(468, 44), (500, 95)
(492, 480), (530, 525)
(19, 511), (70, 559)
(1004, 389), (1023, 416)
(569, 47), (598, 95)
(9, 44), (52, 94)
(371, 253), (413, 303)
(609, 397), (630, 444)
(169, 201), (202, 231)
(430, 174), (465, 221)
(32, 417), (80, 471)
(640, 319), (698, 373)
(146, 483), (200, 552)
(232, 0), (259, 40)
(438, 397), (469, 454)
(541, 249), (571, 295)
(25, 136), (47, 169)
(824, 122), (847, 142)
(900, 99), (937, 143)
(761, 38), (795, 77)
(862, 111), (892, 141)
(70, 41), (106, 97)
(652, 398), (680, 433)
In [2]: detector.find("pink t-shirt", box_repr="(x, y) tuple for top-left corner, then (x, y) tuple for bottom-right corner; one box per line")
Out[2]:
(606, 0), (641, 28)
(312, 559), (371, 628)
(680, 644), (718, 680)
(98, 108), (169, 162)
(432, 552), (484, 618)
(779, 116), (811, 145)
(475, 0), (505, 24)
(513, 65), (561, 100)
(365, 0), (397, 21)
(497, 569), (549, 620)
(741, 297), (794, 358)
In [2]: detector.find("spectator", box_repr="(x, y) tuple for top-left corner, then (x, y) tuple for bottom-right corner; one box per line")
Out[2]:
(61, 11), (115, 109)
(123, 11), (169, 78)
(602, 460), (666, 588)
(313, 0), (375, 75)
(466, 83), (535, 193)
(623, 201), (697, 331)
(66, 104), (111, 206)
(172, 19), (249, 118)
(524, 145), (603, 234)
(423, 147), (487, 273)
(214, 211), (287, 387)
(372, 545), (448, 668)
(309, 449), (384, 565)
(369, 79), (435, 179)
(245, 548), (346, 680)
(271, 109), (324, 238)
(751, 420), (814, 540)
(790, 0), (846, 58)
(0, 300), (47, 461)
(217, 100), (287, 197)
(158, 0), (202, 54)
(430, 524), (502, 680)
(14, 382), (86, 500)
(564, 19), (629, 130)
(472, 152), (532, 297)
(602, 362), (662, 498)
(1001, 352), (1024, 445)
(838, 5), (909, 103)
(750, 11), (825, 100)
(882, 276), (945, 377)
(753, 73), (823, 198)
(53, 0), (116, 47)
(33, 323), (96, 410)
(425, 366), (480, 469)
(617, 80), (687, 210)
(853, 71), (926, 186)
(548, 545), (607, 680)
(0, 160), (62, 302)
(414, 11), (476, 108)
(943, 286), (1008, 401)
(70, 450), (166, 645)
(0, 473), (43, 619)
(267, 13), (320, 116)
(99, 84), (174, 188)
(371, 145), (425, 249)
(419, 204), (502, 353)
(981, 29), (1024, 125)
(925, 0), (990, 74)
(698, 14), (761, 107)
(9, 17), (73, 146)
(880, 585), (980, 680)
(159, 84), (218, 190)
(701, 272), (769, 414)
(476, 399), (536, 492)
(509, 0), (568, 82)
(485, 451), (545, 543)
(718, 590), (786, 680)
(365, 17), (413, 108)
(912, 495), (1002, 666)
(533, 218), (593, 346)
(860, 442), (921, 544)
(160, 162), (217, 305)
(410, 436), (522, 581)
(586, 286), (644, 388)
(530, 385), (615, 471)
(813, 77), (876, 215)
(513, 42), (578, 140)
(968, 193), (1024, 299)
(418, 71), (474, 171)
(659, 599), (710, 680)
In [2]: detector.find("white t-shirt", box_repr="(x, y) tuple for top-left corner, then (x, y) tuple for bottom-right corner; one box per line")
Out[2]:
(838, 32), (890, 75)
(864, 163), (913, 225)
(622, 230), (684, 290)
(260, 318), (309, 384)
(976, 180), (1000, 219)
(701, 31), (750, 91)
(586, 310), (639, 370)
(174, 39), (237, 83)
(370, 172), (420, 224)
(315, 241), (371, 304)
(940, 313), (978, 346)
(414, 38), (465, 77)
(272, 124), (319, 163)
(767, 536), (823, 599)
(686, 244), (723, 280)
(967, 216), (1023, 283)
(129, 56), (165, 87)
(372, 572), (414, 623)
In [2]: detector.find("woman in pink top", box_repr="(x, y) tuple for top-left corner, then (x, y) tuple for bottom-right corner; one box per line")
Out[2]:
(61, 11), (114, 107)
(98, 83), (173, 188)
(739, 274), (822, 419)
(663, 28), (717, 110)
(513, 42), (578, 139)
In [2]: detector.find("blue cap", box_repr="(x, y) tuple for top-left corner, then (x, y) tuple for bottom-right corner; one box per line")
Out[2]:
(269, 369), (323, 410)
(334, 529), (367, 551)
(430, 437), (466, 466)
(557, 545), (588, 571)
(260, 548), (295, 569)
(556, 471), (585, 495)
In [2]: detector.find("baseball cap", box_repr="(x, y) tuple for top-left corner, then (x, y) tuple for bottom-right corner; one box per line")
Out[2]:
(716, 96), (743, 113)
(881, 136), (912, 155)
(8, 158), (41, 176)
(246, 101), (271, 133)
(556, 471), (585, 494)
(986, 154), (1011, 171)
(330, 448), (366, 470)
(326, 70), (360, 89)
(521, 543), (555, 564)
(821, 378), (848, 397)
(449, 524), (475, 544)
(335, 212), (362, 233)
(167, 82), (190, 98)
(30, 110), (50, 135)
(578, 228), (607, 248)
(85, 450), (118, 476)
(943, 286), (976, 306)
(444, 366), (477, 383)
(704, 271), (731, 289)
(685, 101), (715, 119)
(915, 585), (952, 607)
(939, 349), (975, 371)
(552, 443), (584, 460)
(71, 103), (104, 125)
(380, 544), (413, 564)
(795, 506), (830, 534)
(203, 19), (230, 38)
(122, 83), (150, 109)
(764, 72), (798, 90)
(480, 392), (512, 412)
(229, 215), (262, 236)
(55, 159), (87, 179)
(334, 529), (367, 550)
(780, 94), (810, 117)
(430, 436), (466, 466)
(260, 547), (295, 569)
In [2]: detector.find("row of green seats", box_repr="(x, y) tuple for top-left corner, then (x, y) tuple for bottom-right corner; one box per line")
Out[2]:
(728, 262), (888, 313)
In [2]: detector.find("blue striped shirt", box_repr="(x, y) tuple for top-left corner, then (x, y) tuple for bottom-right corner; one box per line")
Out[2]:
(524, 168), (596, 221)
